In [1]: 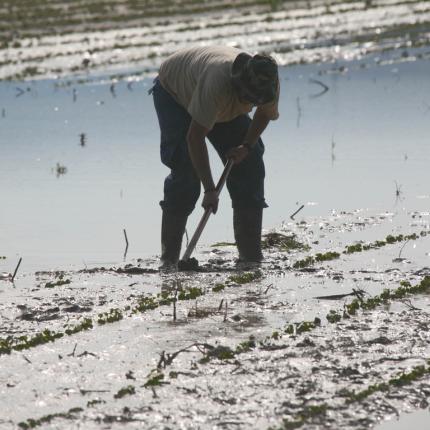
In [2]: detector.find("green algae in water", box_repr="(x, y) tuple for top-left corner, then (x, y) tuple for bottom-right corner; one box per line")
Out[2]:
(18, 407), (84, 429)
(97, 308), (123, 325)
(326, 310), (342, 323)
(211, 241), (235, 247)
(64, 318), (93, 335)
(293, 248), (341, 269)
(178, 287), (203, 300)
(212, 283), (226, 292)
(346, 364), (430, 403)
(228, 270), (262, 284)
(327, 276), (430, 322)
(199, 345), (236, 364)
(44, 278), (71, 288)
(132, 296), (158, 313)
(235, 336), (256, 354)
(344, 232), (421, 254)
(87, 399), (105, 407)
(280, 404), (328, 430)
(262, 232), (310, 252)
(144, 373), (165, 388)
(114, 385), (136, 399)
(284, 318), (321, 335)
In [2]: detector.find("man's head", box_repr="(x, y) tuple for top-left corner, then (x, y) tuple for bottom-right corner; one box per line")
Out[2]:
(231, 52), (278, 105)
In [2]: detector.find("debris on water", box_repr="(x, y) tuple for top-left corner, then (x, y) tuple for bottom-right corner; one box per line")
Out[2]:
(178, 257), (199, 271)
(290, 204), (305, 220)
(54, 163), (67, 177)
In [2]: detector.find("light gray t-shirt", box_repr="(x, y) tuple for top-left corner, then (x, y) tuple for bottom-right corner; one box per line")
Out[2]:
(158, 46), (279, 130)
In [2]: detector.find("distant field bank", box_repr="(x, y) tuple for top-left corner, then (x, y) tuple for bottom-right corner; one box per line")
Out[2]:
(1, 0), (429, 80)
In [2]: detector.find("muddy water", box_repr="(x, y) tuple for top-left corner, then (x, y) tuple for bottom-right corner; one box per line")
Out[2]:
(1, 10), (430, 426)
(1, 54), (429, 274)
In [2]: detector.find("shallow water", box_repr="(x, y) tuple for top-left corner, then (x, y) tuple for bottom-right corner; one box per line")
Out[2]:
(1, 55), (430, 429)
(375, 407), (430, 429)
(1, 53), (429, 274)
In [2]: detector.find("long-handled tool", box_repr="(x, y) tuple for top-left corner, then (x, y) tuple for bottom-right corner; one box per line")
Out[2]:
(178, 159), (234, 270)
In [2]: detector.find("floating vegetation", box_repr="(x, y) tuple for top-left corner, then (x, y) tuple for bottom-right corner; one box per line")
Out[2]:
(281, 404), (328, 430)
(228, 270), (262, 284)
(211, 241), (235, 247)
(262, 232), (310, 252)
(0, 329), (64, 355)
(131, 296), (159, 314)
(284, 318), (321, 336)
(0, 270), (261, 355)
(344, 233), (420, 254)
(0, 317), (94, 355)
(87, 399), (105, 407)
(177, 287), (203, 301)
(277, 361), (430, 429)
(64, 318), (93, 336)
(97, 309), (123, 325)
(293, 252), (340, 269)
(44, 276), (71, 288)
(54, 163), (67, 177)
(18, 407), (83, 429)
(326, 276), (430, 323)
(293, 230), (429, 269)
(326, 310), (342, 323)
(235, 336), (256, 354)
(113, 385), (135, 399)
(212, 283), (226, 292)
(200, 345), (236, 364)
(144, 372), (165, 388)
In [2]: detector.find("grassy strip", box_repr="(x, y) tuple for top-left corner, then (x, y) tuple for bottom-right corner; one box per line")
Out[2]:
(293, 230), (428, 269)
(18, 407), (83, 430)
(44, 278), (71, 288)
(293, 252), (341, 269)
(262, 232), (310, 252)
(0, 271), (261, 355)
(279, 361), (430, 429)
(326, 276), (430, 323)
(113, 385), (135, 399)
(344, 233), (423, 254)
(345, 361), (430, 402)
(0, 318), (94, 355)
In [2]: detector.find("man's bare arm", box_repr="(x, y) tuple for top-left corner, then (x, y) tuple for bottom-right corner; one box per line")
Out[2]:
(187, 120), (219, 213)
(187, 120), (214, 191)
(243, 107), (271, 148)
(227, 108), (271, 164)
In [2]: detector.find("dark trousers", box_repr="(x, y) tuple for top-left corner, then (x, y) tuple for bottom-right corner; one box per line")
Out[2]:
(152, 79), (268, 216)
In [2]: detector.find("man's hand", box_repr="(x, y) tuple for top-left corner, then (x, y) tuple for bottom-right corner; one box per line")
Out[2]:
(226, 145), (249, 164)
(202, 190), (219, 214)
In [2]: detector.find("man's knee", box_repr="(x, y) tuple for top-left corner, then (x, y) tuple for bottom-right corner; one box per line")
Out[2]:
(160, 169), (201, 216)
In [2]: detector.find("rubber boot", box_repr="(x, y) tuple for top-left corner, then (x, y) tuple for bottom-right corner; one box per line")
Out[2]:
(160, 210), (188, 270)
(233, 207), (263, 263)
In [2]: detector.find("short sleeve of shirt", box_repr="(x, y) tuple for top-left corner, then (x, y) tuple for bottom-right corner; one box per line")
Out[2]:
(257, 78), (280, 120)
(187, 71), (221, 130)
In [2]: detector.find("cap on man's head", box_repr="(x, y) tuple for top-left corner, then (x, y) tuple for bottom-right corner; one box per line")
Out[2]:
(231, 52), (278, 105)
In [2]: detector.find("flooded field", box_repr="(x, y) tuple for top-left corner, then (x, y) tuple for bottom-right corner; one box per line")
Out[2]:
(1, 0), (430, 429)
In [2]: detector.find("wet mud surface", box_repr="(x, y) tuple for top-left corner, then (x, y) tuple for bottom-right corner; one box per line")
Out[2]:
(1, 1), (430, 428)
(1, 209), (430, 429)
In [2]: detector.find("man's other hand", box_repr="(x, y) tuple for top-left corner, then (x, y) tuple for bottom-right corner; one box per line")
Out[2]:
(202, 190), (219, 214)
(226, 145), (249, 164)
